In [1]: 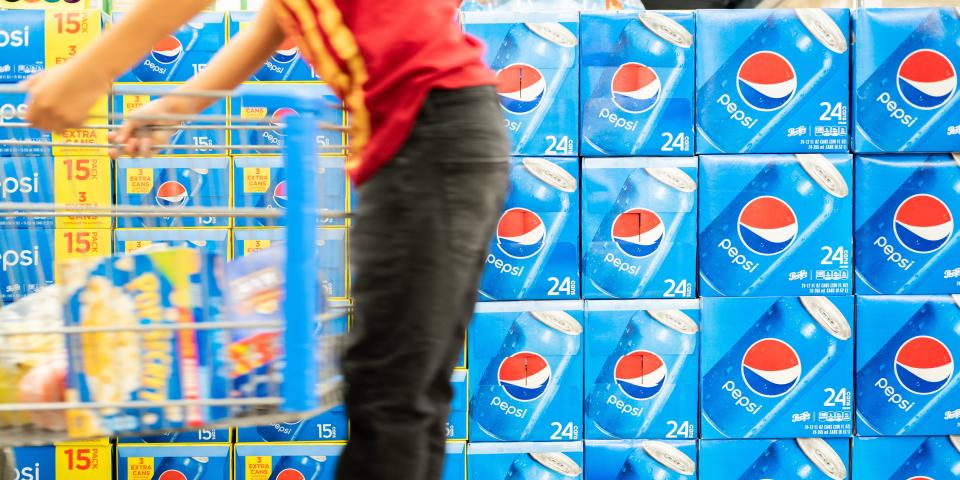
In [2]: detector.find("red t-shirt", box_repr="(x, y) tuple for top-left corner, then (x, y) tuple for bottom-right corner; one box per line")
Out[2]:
(271, 0), (495, 184)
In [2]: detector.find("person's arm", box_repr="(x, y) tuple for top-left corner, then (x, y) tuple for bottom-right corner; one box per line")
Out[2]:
(111, 3), (287, 157)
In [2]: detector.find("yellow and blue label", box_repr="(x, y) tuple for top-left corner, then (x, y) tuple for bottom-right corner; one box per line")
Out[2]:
(11, 442), (112, 480)
(1, 90), (110, 157)
(117, 444), (230, 480)
(0, 9), (107, 83)
(1, 227), (111, 303)
(0, 156), (112, 229)
(116, 157), (230, 228)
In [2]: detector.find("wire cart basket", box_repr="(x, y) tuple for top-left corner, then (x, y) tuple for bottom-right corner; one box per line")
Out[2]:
(0, 85), (347, 447)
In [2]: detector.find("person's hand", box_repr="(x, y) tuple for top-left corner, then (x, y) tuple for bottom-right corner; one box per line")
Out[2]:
(109, 96), (190, 159)
(22, 61), (111, 132)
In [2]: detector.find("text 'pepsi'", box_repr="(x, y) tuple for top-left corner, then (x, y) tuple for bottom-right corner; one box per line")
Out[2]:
(230, 83), (345, 155)
(696, 9), (850, 154)
(230, 11), (320, 81)
(852, 435), (960, 479)
(1, 227), (111, 303)
(115, 157), (230, 228)
(469, 301), (583, 442)
(118, 444), (230, 480)
(700, 296), (853, 439)
(584, 439), (696, 480)
(698, 153), (853, 297)
(233, 156), (348, 228)
(856, 295), (960, 437)
(855, 153), (960, 295)
(479, 157), (579, 301)
(582, 157), (697, 300)
(0, 9), (106, 84)
(462, 12), (579, 156)
(115, 12), (225, 82)
(1, 156), (112, 230)
(468, 441), (583, 480)
(580, 11), (694, 157)
(584, 300), (698, 441)
(854, 8), (960, 153)
(2, 91), (109, 157)
(700, 438), (849, 480)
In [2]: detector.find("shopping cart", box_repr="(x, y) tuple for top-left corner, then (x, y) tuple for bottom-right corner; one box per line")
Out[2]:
(0, 85), (348, 446)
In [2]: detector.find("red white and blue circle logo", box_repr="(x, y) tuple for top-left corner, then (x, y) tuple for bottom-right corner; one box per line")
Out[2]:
(611, 63), (660, 114)
(273, 180), (288, 209)
(612, 208), (664, 258)
(897, 49), (957, 110)
(496, 63), (546, 114)
(615, 350), (666, 400)
(155, 181), (188, 208)
(498, 351), (551, 401)
(273, 37), (301, 64)
(907, 477), (933, 480)
(894, 194), (954, 254)
(276, 469), (305, 480)
(158, 471), (188, 480)
(270, 107), (298, 137)
(496, 208), (546, 259)
(151, 36), (184, 65)
(736, 51), (797, 111)
(737, 196), (798, 256)
(895, 336), (954, 395)
(741, 338), (802, 398)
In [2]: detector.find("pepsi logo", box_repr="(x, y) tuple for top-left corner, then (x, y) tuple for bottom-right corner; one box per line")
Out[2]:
(496, 208), (546, 259)
(273, 180), (288, 209)
(736, 51), (797, 111)
(495, 63), (546, 114)
(741, 338), (802, 398)
(155, 181), (188, 208)
(151, 36), (184, 65)
(158, 471), (188, 480)
(737, 196), (798, 256)
(611, 63), (660, 113)
(895, 336), (953, 395)
(907, 477), (933, 480)
(894, 194), (954, 254)
(276, 469), (305, 480)
(612, 208), (664, 258)
(897, 49), (957, 110)
(273, 37), (301, 64)
(498, 351), (551, 401)
(615, 350), (666, 400)
(270, 107), (298, 136)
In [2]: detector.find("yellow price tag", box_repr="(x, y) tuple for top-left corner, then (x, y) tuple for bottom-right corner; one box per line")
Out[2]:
(55, 157), (112, 229)
(126, 168), (154, 195)
(54, 229), (112, 283)
(244, 239), (271, 256)
(244, 168), (271, 193)
(55, 443), (111, 480)
(246, 455), (273, 480)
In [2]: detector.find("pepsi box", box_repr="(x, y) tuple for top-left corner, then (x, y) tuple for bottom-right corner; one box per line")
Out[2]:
(468, 301), (583, 442)
(700, 296), (854, 439)
(233, 155), (348, 227)
(580, 11), (695, 157)
(479, 157), (580, 301)
(232, 227), (348, 299)
(115, 12), (226, 82)
(700, 438), (850, 480)
(0, 156), (113, 230)
(445, 442), (467, 480)
(1, 227), (112, 303)
(229, 11), (320, 81)
(854, 154), (960, 295)
(113, 84), (228, 155)
(856, 295), (960, 437)
(1, 92), (110, 157)
(461, 11), (579, 156)
(584, 299), (699, 440)
(853, 436), (960, 479)
(229, 83), (345, 155)
(581, 157), (697, 299)
(449, 369), (468, 441)
(115, 157), (230, 228)
(696, 9), (850, 154)
(0, 9), (107, 84)
(118, 428), (230, 444)
(235, 444), (343, 480)
(584, 439), (697, 480)
(853, 8), (960, 153)
(11, 443), (112, 480)
(116, 229), (230, 258)
(118, 444), (230, 480)
(468, 442), (583, 479)
(698, 154), (853, 297)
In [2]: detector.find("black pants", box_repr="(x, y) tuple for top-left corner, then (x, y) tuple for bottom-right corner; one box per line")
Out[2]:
(336, 86), (509, 480)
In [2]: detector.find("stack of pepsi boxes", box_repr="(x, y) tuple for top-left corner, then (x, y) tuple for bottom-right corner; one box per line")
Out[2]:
(461, 6), (960, 479)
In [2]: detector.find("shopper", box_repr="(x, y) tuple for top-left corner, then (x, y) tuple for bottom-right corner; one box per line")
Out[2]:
(24, 1), (508, 479)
